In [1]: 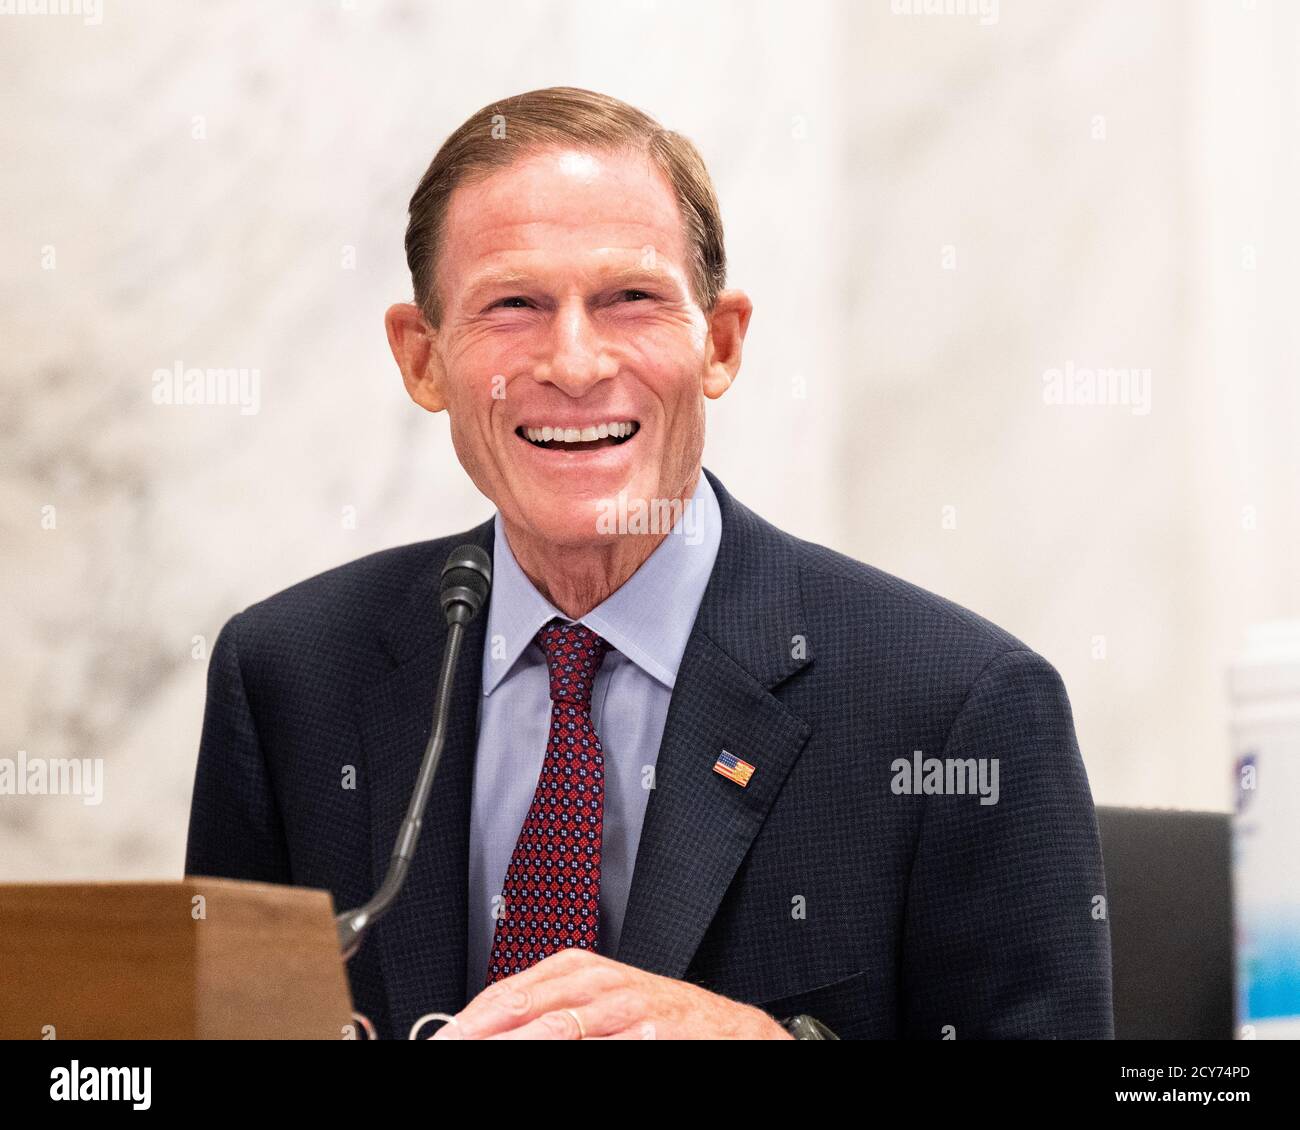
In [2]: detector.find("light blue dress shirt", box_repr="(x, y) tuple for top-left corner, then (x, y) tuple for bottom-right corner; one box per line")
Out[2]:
(466, 472), (722, 995)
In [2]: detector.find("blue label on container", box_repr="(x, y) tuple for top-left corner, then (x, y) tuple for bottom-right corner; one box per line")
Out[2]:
(1242, 911), (1300, 1021)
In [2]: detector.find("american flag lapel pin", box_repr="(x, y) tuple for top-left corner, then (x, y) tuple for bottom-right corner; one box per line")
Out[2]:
(713, 749), (755, 788)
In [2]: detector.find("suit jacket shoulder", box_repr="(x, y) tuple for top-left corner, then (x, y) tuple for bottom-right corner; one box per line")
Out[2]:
(227, 521), (492, 700)
(721, 491), (1056, 754)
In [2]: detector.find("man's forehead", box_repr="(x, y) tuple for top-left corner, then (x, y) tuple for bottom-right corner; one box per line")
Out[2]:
(441, 147), (689, 277)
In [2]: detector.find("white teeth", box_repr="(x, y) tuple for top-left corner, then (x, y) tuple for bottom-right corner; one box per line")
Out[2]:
(522, 421), (637, 445)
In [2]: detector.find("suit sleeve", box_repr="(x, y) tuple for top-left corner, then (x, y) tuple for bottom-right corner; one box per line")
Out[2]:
(184, 613), (292, 883)
(899, 648), (1113, 1038)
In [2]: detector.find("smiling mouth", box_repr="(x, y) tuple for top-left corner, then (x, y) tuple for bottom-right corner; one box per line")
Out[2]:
(516, 420), (640, 452)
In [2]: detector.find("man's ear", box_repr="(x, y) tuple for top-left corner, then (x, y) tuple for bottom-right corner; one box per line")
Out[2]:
(385, 302), (448, 413)
(701, 289), (753, 400)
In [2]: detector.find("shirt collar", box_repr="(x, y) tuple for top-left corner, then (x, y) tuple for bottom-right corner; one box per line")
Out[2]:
(481, 471), (722, 695)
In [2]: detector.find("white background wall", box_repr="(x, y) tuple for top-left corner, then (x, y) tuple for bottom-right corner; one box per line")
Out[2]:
(1, 0), (1296, 880)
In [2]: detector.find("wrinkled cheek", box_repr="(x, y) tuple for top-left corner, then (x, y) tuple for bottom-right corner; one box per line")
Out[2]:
(444, 406), (495, 495)
(668, 397), (707, 475)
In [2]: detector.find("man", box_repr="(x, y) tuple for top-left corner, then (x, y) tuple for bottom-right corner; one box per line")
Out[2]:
(186, 87), (1112, 1040)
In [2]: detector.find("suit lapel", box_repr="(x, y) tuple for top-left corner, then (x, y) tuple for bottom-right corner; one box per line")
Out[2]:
(356, 516), (493, 1034)
(616, 471), (814, 979)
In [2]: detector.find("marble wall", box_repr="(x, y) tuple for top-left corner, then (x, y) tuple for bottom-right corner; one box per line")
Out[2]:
(1, 0), (1296, 880)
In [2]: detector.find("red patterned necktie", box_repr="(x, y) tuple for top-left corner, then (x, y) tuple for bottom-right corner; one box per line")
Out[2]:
(486, 619), (612, 984)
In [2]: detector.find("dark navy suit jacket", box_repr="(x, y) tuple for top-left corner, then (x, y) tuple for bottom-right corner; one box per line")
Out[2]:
(185, 469), (1113, 1039)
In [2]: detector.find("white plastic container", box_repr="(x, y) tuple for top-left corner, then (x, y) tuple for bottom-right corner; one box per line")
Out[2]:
(1230, 620), (1300, 1039)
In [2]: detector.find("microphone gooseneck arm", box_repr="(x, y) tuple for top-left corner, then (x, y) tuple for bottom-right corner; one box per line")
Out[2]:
(336, 620), (465, 960)
(335, 544), (491, 962)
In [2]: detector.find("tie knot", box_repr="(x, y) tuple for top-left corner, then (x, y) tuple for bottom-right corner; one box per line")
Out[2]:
(536, 620), (610, 706)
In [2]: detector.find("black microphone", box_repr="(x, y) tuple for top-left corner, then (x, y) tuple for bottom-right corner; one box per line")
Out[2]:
(336, 544), (491, 960)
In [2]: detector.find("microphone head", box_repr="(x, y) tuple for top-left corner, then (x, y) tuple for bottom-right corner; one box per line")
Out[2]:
(440, 544), (491, 625)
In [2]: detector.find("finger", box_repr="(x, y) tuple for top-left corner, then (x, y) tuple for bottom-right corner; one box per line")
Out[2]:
(461, 949), (604, 1027)
(487, 1009), (583, 1041)
(453, 949), (593, 1027)
(487, 989), (648, 1041)
(584, 1021), (662, 1040)
(452, 961), (623, 1039)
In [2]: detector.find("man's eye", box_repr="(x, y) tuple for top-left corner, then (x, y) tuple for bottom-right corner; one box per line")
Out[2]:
(620, 289), (651, 302)
(493, 296), (530, 309)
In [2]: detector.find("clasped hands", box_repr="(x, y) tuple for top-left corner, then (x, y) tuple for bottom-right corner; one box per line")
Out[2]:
(432, 949), (791, 1040)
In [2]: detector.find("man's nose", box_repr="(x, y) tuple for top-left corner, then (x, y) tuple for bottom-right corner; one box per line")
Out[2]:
(535, 300), (615, 396)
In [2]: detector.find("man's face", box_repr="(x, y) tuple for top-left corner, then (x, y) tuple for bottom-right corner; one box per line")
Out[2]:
(403, 146), (747, 549)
